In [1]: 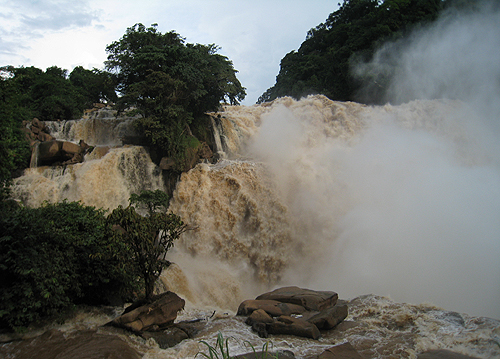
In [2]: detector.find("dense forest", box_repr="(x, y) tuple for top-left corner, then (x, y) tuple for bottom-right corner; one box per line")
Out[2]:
(258, 0), (480, 104)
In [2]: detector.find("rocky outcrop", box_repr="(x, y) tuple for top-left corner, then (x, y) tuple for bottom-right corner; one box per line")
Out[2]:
(159, 141), (213, 172)
(237, 299), (306, 317)
(34, 139), (89, 166)
(110, 291), (185, 333)
(25, 118), (54, 146)
(238, 287), (348, 341)
(256, 286), (338, 311)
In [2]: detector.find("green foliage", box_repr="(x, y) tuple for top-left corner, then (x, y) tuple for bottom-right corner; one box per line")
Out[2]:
(105, 23), (246, 165)
(130, 189), (170, 216)
(258, 0), (444, 104)
(0, 67), (32, 200)
(0, 201), (138, 330)
(107, 190), (187, 301)
(69, 66), (118, 108)
(197, 332), (234, 359)
(197, 332), (278, 359)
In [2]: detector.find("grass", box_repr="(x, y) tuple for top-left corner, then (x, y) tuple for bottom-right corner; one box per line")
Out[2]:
(196, 332), (279, 359)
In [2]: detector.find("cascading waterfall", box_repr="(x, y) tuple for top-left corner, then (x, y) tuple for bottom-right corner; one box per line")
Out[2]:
(12, 110), (163, 210)
(9, 95), (500, 358)
(164, 95), (500, 322)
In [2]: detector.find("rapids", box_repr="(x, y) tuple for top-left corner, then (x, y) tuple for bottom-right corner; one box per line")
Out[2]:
(8, 95), (500, 358)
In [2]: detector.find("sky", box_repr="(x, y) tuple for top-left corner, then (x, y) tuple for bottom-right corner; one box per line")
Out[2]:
(0, 0), (339, 105)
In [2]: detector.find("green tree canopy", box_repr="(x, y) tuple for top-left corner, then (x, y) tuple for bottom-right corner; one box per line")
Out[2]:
(105, 23), (246, 163)
(258, 0), (444, 104)
(108, 190), (188, 301)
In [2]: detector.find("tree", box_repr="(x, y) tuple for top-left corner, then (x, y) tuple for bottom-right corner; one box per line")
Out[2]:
(0, 201), (138, 330)
(0, 67), (32, 201)
(107, 190), (188, 301)
(105, 23), (246, 164)
(69, 66), (118, 108)
(258, 0), (444, 104)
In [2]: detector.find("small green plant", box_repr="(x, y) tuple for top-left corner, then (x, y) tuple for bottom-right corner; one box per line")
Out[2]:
(196, 332), (278, 359)
(244, 340), (279, 359)
(197, 332), (234, 359)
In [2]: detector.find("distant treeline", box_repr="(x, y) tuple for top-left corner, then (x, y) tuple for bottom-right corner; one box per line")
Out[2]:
(258, 0), (479, 104)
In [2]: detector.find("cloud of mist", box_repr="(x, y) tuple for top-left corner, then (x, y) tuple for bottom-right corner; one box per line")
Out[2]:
(250, 3), (500, 319)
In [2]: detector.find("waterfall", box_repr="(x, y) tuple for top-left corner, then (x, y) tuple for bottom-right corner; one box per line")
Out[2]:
(10, 95), (500, 319)
(165, 95), (500, 320)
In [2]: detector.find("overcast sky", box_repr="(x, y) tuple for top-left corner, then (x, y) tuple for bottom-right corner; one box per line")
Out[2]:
(0, 0), (338, 104)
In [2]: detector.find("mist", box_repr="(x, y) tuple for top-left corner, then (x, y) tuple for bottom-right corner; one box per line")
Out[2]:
(248, 3), (500, 319)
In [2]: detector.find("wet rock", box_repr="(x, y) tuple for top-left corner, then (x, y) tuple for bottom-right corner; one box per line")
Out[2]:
(417, 349), (480, 359)
(142, 327), (188, 349)
(233, 350), (296, 359)
(237, 299), (306, 317)
(307, 304), (348, 330)
(256, 286), (338, 311)
(0, 329), (141, 359)
(35, 140), (87, 166)
(318, 342), (363, 359)
(245, 308), (274, 326)
(111, 291), (185, 333)
(267, 315), (320, 340)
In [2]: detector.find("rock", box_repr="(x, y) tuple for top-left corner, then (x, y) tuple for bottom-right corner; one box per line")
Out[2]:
(256, 286), (338, 311)
(245, 309), (274, 326)
(38, 140), (63, 162)
(233, 350), (296, 359)
(37, 132), (54, 142)
(198, 142), (213, 159)
(0, 329), (141, 359)
(318, 342), (363, 359)
(307, 304), (348, 330)
(237, 299), (306, 317)
(159, 156), (176, 170)
(417, 349), (481, 359)
(267, 315), (320, 340)
(35, 140), (86, 166)
(62, 141), (81, 155)
(111, 291), (185, 333)
(142, 327), (189, 349)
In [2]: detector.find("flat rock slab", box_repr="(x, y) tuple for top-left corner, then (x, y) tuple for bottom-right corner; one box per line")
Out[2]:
(237, 299), (306, 316)
(318, 342), (363, 359)
(256, 286), (338, 311)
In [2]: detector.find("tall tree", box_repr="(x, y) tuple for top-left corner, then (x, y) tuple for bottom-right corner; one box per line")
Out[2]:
(105, 24), (246, 164)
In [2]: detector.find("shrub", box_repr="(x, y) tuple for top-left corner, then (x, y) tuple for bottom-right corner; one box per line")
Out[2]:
(0, 201), (138, 330)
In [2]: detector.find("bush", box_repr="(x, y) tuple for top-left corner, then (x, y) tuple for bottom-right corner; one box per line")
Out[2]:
(0, 201), (138, 330)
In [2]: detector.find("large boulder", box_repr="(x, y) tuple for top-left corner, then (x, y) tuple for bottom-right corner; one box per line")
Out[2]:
(267, 316), (320, 340)
(238, 287), (348, 340)
(307, 304), (348, 330)
(237, 299), (306, 317)
(35, 140), (87, 166)
(111, 291), (185, 333)
(256, 286), (338, 311)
